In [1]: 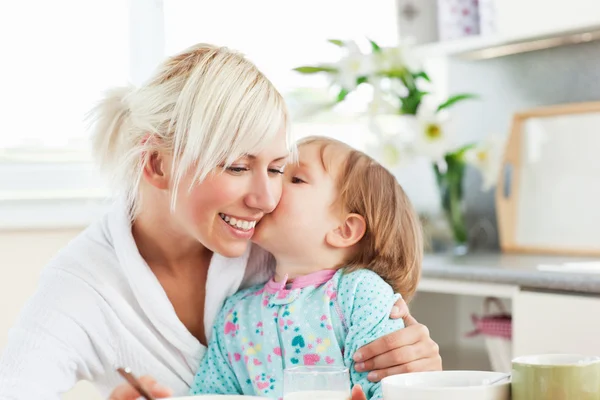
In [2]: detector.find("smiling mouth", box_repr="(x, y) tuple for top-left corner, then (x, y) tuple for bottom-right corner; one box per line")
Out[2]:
(219, 213), (257, 231)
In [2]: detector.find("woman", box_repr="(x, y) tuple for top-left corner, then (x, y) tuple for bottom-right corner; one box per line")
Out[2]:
(0, 44), (441, 400)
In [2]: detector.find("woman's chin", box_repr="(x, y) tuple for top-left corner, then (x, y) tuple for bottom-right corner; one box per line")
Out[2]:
(214, 242), (250, 258)
(211, 233), (252, 258)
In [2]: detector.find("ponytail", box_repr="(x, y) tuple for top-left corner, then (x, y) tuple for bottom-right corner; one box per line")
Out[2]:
(88, 86), (135, 178)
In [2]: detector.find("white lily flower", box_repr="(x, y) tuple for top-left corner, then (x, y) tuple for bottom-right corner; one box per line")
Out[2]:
(373, 39), (421, 74)
(413, 97), (453, 162)
(364, 132), (415, 170)
(464, 135), (506, 191)
(379, 139), (417, 169)
(335, 40), (374, 91)
(373, 47), (404, 72)
(390, 77), (410, 97)
(367, 79), (397, 115)
(369, 113), (417, 140)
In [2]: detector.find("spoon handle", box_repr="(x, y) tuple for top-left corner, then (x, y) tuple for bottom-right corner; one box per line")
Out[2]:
(488, 373), (511, 385)
(117, 367), (157, 400)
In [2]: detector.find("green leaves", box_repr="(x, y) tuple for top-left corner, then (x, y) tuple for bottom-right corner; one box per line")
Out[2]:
(327, 39), (345, 47)
(454, 143), (477, 159)
(336, 77), (368, 103)
(400, 91), (427, 115)
(293, 66), (337, 74)
(437, 93), (478, 112)
(368, 38), (381, 52)
(292, 38), (479, 125)
(336, 88), (349, 102)
(413, 71), (431, 82)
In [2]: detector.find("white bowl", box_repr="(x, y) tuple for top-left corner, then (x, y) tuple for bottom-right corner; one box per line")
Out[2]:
(381, 371), (510, 400)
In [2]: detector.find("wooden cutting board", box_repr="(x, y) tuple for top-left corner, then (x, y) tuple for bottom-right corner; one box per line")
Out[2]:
(496, 101), (600, 256)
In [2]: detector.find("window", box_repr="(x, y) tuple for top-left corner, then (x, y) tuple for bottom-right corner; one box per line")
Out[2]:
(0, 0), (401, 228)
(0, 0), (130, 153)
(0, 1), (130, 228)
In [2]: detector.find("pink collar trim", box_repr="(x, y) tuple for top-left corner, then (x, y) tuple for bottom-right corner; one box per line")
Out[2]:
(265, 269), (337, 294)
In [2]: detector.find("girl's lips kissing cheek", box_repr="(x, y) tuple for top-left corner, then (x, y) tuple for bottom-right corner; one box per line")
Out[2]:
(219, 213), (258, 239)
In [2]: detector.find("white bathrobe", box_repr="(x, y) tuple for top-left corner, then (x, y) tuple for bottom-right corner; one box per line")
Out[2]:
(0, 201), (272, 399)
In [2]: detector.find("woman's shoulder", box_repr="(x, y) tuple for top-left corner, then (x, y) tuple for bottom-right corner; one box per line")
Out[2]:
(43, 214), (120, 281)
(13, 217), (122, 333)
(36, 206), (136, 308)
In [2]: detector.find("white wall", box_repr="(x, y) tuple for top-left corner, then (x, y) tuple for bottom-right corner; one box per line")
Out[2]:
(0, 228), (102, 399)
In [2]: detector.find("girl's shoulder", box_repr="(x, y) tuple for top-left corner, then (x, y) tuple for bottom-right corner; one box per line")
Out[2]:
(334, 268), (391, 291)
(221, 282), (266, 311)
(332, 268), (396, 307)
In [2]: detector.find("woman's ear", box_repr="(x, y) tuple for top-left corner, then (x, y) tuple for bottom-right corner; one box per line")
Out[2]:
(142, 150), (170, 190)
(326, 213), (366, 249)
(140, 134), (171, 190)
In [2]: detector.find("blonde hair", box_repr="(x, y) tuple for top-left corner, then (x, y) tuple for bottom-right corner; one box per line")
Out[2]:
(298, 136), (423, 302)
(87, 43), (292, 216)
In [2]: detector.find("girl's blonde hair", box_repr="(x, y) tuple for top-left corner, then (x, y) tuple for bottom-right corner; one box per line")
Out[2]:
(298, 136), (423, 302)
(88, 43), (292, 217)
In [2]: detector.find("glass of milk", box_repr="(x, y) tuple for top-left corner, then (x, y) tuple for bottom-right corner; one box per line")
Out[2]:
(283, 366), (351, 400)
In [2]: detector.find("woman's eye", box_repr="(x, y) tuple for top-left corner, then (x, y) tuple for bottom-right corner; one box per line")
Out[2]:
(291, 176), (305, 184)
(227, 166), (249, 173)
(268, 168), (285, 175)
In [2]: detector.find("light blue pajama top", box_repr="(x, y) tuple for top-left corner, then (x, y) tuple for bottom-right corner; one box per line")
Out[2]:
(190, 268), (404, 400)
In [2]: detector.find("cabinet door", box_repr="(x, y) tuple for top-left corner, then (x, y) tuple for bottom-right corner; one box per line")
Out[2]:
(513, 291), (600, 357)
(496, 0), (600, 38)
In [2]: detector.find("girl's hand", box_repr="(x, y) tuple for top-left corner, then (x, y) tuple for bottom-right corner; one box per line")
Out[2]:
(351, 384), (366, 400)
(108, 376), (172, 400)
(353, 297), (442, 381)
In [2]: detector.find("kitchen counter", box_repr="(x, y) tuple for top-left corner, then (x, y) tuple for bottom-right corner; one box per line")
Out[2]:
(422, 252), (600, 294)
(416, 253), (600, 370)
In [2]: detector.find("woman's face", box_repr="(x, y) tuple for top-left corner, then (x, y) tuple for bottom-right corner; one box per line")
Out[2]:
(172, 129), (290, 258)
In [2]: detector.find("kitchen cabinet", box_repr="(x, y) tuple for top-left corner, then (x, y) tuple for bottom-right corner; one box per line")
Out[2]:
(412, 0), (600, 59)
(513, 290), (600, 357)
(495, 0), (600, 39)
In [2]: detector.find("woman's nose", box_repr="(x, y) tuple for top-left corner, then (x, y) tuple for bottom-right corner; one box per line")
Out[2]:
(245, 175), (279, 213)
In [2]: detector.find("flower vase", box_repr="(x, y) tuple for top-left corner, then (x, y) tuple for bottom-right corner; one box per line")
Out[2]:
(433, 156), (469, 255)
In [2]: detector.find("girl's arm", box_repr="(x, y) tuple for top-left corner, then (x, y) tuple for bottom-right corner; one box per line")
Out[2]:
(352, 299), (442, 381)
(338, 270), (407, 400)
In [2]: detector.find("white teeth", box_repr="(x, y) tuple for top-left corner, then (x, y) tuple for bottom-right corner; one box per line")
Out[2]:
(220, 213), (257, 231)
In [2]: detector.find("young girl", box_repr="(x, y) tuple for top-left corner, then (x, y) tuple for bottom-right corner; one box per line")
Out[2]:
(190, 136), (423, 399)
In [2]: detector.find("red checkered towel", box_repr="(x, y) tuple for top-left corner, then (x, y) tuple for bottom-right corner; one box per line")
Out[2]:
(466, 297), (512, 340)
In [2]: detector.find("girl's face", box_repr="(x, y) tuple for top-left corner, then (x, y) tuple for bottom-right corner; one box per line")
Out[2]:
(170, 129), (290, 258)
(252, 143), (344, 262)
